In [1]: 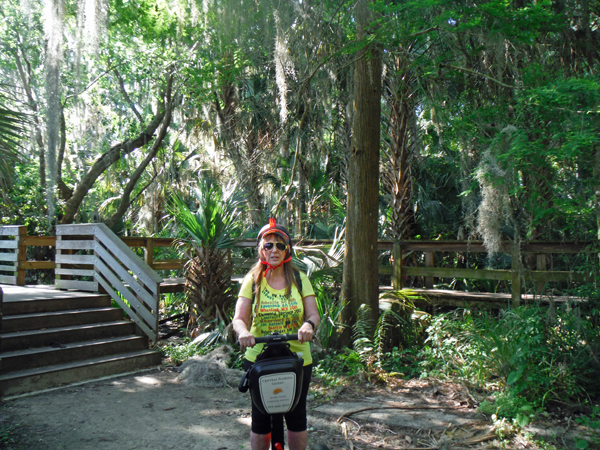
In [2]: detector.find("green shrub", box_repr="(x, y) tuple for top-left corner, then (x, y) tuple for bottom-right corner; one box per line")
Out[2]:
(379, 347), (422, 378)
(313, 348), (367, 386)
(416, 305), (600, 420)
(575, 406), (600, 449)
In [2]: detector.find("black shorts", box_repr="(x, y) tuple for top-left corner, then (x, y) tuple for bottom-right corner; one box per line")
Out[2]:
(243, 359), (313, 434)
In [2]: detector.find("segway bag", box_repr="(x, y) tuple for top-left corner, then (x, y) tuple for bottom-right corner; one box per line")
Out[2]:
(239, 342), (304, 415)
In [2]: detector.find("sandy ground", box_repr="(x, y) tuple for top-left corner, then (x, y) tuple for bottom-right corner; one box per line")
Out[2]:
(0, 365), (595, 450)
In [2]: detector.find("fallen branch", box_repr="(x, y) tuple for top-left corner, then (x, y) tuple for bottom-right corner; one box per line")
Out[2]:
(337, 404), (470, 423)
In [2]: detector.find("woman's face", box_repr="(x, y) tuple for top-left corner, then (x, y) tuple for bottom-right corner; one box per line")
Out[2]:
(260, 234), (288, 266)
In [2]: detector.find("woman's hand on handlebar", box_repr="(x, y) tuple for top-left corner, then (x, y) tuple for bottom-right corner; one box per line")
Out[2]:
(237, 331), (256, 349)
(298, 322), (314, 343)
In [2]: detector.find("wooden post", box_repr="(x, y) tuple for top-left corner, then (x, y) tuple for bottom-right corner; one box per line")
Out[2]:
(16, 226), (27, 286)
(144, 238), (155, 269)
(392, 241), (403, 290)
(511, 242), (522, 306)
(425, 251), (434, 289)
(536, 253), (547, 295)
(55, 234), (63, 289)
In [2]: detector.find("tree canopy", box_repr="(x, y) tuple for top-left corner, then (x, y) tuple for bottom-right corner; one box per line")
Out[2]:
(1, 0), (599, 258)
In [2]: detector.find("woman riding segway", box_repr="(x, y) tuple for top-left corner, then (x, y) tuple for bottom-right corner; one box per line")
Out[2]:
(233, 219), (320, 450)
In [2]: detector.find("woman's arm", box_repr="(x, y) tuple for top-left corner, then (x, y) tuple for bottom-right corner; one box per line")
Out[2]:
(298, 294), (320, 343)
(232, 296), (255, 348)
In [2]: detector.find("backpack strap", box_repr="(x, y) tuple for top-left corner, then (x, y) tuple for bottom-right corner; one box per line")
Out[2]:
(294, 270), (303, 297)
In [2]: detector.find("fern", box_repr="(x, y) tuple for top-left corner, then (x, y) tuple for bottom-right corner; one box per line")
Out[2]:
(314, 289), (347, 348)
(379, 289), (431, 349)
(375, 308), (397, 367)
(352, 304), (374, 365)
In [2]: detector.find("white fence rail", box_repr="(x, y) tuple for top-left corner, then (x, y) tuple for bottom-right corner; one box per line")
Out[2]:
(56, 223), (163, 342)
(0, 226), (26, 285)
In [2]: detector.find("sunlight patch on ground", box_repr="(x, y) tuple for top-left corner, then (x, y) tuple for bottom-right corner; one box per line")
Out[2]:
(134, 376), (163, 387)
(237, 417), (252, 427)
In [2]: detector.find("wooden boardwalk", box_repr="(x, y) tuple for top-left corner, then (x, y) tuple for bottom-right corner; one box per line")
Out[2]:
(158, 278), (581, 310)
(380, 286), (584, 310)
(1, 284), (105, 301)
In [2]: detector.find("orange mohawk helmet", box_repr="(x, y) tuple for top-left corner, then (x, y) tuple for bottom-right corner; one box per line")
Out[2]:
(256, 218), (292, 246)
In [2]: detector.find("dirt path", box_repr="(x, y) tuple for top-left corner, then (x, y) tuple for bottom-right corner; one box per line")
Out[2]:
(0, 367), (593, 450)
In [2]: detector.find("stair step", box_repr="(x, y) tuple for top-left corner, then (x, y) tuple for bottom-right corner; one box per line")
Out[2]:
(1, 321), (137, 351)
(2, 294), (112, 315)
(2, 307), (125, 332)
(0, 349), (163, 397)
(0, 335), (148, 373)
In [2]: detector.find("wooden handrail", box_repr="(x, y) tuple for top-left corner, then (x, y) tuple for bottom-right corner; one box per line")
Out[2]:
(55, 224), (162, 343)
(0, 225), (26, 285)
(2, 224), (596, 307)
(391, 240), (598, 305)
(395, 240), (595, 254)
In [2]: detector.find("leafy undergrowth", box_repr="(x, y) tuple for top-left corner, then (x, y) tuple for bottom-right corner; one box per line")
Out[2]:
(160, 301), (600, 448)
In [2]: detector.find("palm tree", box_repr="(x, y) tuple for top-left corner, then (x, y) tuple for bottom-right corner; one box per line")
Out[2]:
(0, 101), (26, 198)
(170, 180), (246, 335)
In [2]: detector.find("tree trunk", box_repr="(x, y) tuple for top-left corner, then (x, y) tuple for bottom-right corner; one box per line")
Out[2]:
(14, 45), (46, 188)
(44, 0), (64, 227)
(340, 0), (382, 345)
(381, 57), (416, 241)
(213, 85), (264, 226)
(59, 105), (167, 224)
(105, 85), (176, 229)
(57, 105), (73, 202)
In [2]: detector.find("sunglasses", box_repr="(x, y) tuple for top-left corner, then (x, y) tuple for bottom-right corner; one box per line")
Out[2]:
(263, 242), (288, 251)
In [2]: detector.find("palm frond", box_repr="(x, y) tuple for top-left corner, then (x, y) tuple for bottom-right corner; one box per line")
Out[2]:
(0, 105), (27, 194)
(169, 180), (246, 250)
(379, 288), (428, 308)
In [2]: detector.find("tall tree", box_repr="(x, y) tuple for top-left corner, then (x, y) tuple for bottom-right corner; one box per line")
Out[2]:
(44, 0), (63, 226)
(341, 0), (382, 342)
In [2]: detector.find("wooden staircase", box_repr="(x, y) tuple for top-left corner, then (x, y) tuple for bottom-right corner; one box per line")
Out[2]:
(0, 285), (162, 398)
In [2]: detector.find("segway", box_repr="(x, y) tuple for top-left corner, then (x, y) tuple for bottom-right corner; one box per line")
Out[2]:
(238, 333), (304, 450)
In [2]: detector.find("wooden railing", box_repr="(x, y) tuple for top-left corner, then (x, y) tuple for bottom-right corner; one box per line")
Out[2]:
(56, 224), (163, 342)
(1, 224), (596, 307)
(0, 226), (56, 284)
(390, 240), (597, 304)
(0, 226), (26, 285)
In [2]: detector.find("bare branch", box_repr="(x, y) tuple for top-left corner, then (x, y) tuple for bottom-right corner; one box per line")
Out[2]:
(272, 95), (309, 217)
(440, 63), (516, 90)
(113, 67), (145, 126)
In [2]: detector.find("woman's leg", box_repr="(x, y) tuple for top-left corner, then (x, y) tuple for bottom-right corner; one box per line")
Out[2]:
(287, 430), (308, 450)
(284, 365), (313, 450)
(244, 359), (273, 450)
(250, 432), (271, 450)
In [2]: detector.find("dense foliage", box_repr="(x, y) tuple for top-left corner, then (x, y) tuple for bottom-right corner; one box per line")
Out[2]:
(0, 0), (597, 244)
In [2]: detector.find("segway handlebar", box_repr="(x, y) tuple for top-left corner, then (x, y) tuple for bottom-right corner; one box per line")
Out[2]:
(254, 333), (298, 344)
(235, 333), (299, 346)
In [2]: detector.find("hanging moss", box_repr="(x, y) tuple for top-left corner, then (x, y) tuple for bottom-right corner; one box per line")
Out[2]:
(475, 140), (514, 256)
